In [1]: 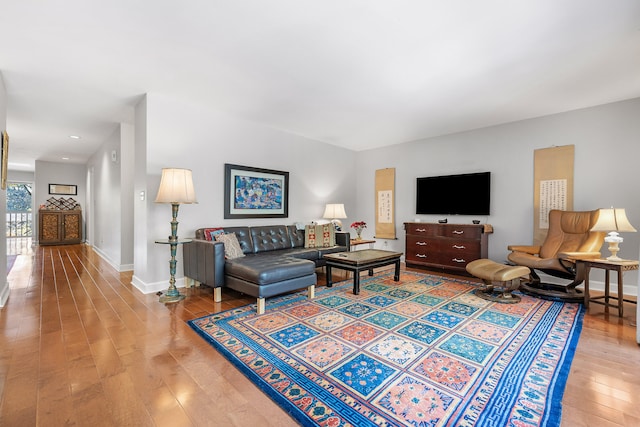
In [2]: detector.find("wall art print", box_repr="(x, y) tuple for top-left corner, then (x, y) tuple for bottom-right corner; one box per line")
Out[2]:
(224, 163), (289, 219)
(48, 183), (78, 195)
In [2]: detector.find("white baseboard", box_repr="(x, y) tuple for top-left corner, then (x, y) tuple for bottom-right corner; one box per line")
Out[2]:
(119, 263), (134, 272)
(131, 274), (186, 295)
(93, 246), (134, 272)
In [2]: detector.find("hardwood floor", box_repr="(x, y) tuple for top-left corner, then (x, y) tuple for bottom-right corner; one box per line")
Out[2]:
(1, 244), (639, 426)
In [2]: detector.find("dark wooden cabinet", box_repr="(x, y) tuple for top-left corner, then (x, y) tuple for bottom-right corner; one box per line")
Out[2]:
(39, 210), (83, 245)
(404, 222), (492, 274)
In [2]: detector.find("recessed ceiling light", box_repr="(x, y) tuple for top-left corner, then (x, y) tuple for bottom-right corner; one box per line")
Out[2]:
(62, 157), (70, 160)
(69, 135), (81, 139)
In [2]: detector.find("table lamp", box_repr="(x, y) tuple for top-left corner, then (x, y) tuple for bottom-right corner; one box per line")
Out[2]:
(591, 208), (637, 261)
(155, 168), (198, 303)
(323, 203), (347, 230)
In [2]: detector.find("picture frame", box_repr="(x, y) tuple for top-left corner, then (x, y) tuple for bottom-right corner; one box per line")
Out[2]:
(224, 163), (289, 219)
(1, 130), (8, 190)
(49, 184), (78, 195)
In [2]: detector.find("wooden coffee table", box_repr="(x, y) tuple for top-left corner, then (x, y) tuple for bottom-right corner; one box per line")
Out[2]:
(324, 249), (402, 294)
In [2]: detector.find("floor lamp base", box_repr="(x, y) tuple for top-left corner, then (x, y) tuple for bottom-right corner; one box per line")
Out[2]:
(159, 289), (185, 304)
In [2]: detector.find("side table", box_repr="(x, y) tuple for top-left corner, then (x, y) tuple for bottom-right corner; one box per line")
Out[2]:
(350, 239), (375, 251)
(578, 258), (639, 317)
(155, 238), (192, 303)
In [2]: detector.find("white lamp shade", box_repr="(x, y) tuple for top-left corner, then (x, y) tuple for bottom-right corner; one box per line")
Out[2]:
(155, 168), (198, 204)
(591, 208), (637, 233)
(323, 203), (347, 219)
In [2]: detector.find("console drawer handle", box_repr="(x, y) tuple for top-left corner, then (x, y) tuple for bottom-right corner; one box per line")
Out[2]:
(416, 254), (427, 258)
(452, 245), (466, 249)
(416, 242), (427, 246)
(416, 228), (427, 232)
(452, 230), (464, 235)
(452, 258), (466, 263)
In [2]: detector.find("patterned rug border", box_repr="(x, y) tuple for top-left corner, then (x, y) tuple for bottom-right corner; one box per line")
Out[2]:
(188, 272), (584, 427)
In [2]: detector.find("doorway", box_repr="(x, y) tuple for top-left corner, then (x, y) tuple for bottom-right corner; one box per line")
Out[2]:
(6, 181), (33, 257)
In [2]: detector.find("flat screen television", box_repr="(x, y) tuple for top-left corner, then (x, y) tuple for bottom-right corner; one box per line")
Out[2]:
(416, 172), (491, 215)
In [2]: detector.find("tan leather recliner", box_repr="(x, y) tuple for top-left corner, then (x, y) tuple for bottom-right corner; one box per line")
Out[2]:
(508, 209), (605, 301)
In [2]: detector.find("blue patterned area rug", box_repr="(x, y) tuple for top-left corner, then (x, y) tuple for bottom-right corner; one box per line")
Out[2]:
(188, 271), (583, 426)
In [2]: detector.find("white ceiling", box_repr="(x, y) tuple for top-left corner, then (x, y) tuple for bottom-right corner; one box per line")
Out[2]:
(1, 1), (639, 171)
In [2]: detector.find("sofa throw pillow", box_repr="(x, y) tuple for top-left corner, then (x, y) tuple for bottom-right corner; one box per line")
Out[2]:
(203, 227), (224, 241)
(304, 223), (336, 248)
(215, 232), (245, 259)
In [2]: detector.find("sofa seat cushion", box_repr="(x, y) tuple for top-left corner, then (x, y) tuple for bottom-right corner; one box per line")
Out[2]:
(278, 247), (320, 261)
(225, 254), (315, 285)
(316, 246), (347, 257)
(279, 246), (347, 263)
(281, 246), (347, 259)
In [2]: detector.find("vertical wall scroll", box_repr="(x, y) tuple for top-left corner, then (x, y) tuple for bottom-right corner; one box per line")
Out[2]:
(375, 168), (396, 239)
(533, 145), (574, 245)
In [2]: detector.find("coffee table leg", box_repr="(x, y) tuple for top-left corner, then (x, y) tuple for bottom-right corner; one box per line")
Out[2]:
(394, 259), (400, 281)
(368, 268), (374, 276)
(353, 269), (360, 295)
(326, 265), (333, 288)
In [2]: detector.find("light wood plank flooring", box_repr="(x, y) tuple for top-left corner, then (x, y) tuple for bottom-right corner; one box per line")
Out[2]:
(1, 244), (639, 426)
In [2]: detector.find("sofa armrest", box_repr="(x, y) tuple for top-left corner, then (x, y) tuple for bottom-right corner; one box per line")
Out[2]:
(558, 251), (602, 261)
(335, 231), (350, 251)
(183, 239), (225, 288)
(507, 245), (541, 255)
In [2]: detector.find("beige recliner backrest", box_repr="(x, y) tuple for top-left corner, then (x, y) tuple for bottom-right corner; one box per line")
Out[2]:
(539, 210), (605, 259)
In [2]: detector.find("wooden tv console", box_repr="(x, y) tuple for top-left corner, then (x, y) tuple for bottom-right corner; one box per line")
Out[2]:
(404, 222), (492, 274)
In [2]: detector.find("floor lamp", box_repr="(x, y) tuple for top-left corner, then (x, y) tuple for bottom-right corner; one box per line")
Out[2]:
(155, 168), (198, 303)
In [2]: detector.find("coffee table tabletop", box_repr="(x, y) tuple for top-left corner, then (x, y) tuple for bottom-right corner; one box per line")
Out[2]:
(324, 249), (403, 265)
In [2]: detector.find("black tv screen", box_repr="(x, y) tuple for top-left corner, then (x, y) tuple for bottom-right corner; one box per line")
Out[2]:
(416, 172), (491, 215)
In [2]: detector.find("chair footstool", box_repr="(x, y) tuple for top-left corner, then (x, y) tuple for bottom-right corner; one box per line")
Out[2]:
(466, 259), (530, 304)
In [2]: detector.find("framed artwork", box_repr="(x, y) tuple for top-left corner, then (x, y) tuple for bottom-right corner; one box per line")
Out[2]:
(49, 184), (78, 195)
(224, 163), (289, 219)
(1, 130), (8, 190)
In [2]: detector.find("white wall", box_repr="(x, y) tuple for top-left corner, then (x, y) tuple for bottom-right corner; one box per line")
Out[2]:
(131, 92), (356, 293)
(0, 72), (8, 306)
(86, 122), (135, 271)
(355, 97), (640, 292)
(120, 122), (135, 269)
(87, 126), (123, 269)
(132, 96), (149, 289)
(8, 171), (34, 182)
(34, 161), (87, 244)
